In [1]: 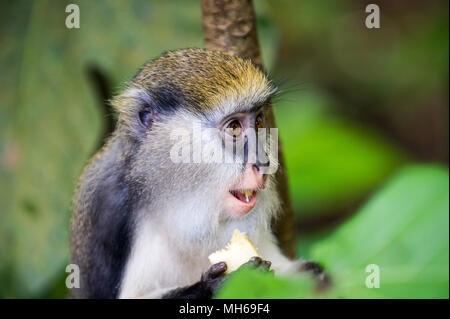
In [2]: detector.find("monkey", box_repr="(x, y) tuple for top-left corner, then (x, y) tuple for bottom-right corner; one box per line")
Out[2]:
(70, 48), (329, 299)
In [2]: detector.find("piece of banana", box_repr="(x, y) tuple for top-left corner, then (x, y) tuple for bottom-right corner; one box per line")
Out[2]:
(208, 229), (260, 273)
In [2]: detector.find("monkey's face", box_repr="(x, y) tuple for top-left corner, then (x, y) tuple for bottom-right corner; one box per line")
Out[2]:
(115, 49), (280, 240)
(137, 105), (279, 222)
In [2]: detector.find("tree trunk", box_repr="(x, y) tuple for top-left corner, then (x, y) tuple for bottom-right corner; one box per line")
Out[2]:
(201, 0), (296, 258)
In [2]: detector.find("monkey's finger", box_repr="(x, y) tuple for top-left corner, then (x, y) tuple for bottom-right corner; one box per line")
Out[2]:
(297, 260), (324, 276)
(207, 262), (227, 278)
(248, 256), (263, 265)
(296, 260), (332, 292)
(261, 260), (272, 270)
(240, 257), (273, 274)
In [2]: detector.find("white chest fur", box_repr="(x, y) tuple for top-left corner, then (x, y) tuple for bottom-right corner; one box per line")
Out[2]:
(118, 187), (285, 298)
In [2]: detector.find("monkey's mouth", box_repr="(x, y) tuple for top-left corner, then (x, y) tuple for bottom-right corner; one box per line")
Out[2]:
(229, 189), (258, 205)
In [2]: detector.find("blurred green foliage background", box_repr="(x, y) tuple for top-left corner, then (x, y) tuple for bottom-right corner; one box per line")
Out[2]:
(0, 0), (448, 298)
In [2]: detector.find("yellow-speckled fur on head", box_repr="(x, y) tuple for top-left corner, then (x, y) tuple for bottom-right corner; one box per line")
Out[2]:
(112, 48), (276, 129)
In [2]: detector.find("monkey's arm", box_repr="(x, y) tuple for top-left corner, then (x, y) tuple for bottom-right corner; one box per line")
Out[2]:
(161, 262), (226, 299)
(258, 233), (331, 291)
(158, 258), (270, 299)
(119, 262), (227, 299)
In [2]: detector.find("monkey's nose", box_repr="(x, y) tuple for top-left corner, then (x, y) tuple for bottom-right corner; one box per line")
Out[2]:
(248, 163), (265, 188)
(253, 164), (269, 189)
(233, 163), (267, 192)
(253, 164), (266, 188)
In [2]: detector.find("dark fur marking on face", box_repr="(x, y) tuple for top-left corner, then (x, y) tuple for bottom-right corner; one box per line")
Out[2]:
(151, 84), (186, 114)
(133, 84), (186, 134)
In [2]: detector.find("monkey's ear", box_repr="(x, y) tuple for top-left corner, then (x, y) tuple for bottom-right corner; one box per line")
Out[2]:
(113, 87), (159, 137)
(130, 88), (156, 129)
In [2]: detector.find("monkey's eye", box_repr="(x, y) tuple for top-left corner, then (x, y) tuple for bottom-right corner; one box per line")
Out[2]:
(225, 120), (242, 137)
(255, 114), (264, 129)
(139, 109), (153, 128)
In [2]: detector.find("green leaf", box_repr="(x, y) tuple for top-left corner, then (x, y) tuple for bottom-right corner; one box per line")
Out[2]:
(310, 165), (449, 298)
(217, 165), (448, 299)
(215, 267), (314, 299)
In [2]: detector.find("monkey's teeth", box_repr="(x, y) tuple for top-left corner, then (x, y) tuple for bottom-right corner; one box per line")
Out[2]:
(243, 190), (254, 203)
(244, 190), (253, 198)
(230, 190), (256, 204)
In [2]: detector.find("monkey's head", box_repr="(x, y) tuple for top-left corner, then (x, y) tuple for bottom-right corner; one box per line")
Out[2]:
(112, 49), (280, 244)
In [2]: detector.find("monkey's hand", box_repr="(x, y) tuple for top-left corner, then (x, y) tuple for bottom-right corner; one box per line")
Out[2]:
(295, 259), (331, 292)
(238, 256), (273, 273)
(200, 262), (228, 296)
(162, 258), (271, 299)
(161, 262), (227, 299)
(207, 257), (271, 297)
